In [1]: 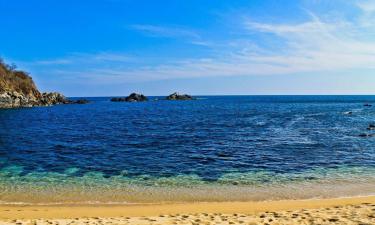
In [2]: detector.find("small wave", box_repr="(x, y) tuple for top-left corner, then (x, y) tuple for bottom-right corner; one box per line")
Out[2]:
(255, 121), (266, 126)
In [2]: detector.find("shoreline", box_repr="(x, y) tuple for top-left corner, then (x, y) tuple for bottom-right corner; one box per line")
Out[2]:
(1, 175), (375, 204)
(1, 195), (375, 220)
(1, 193), (375, 206)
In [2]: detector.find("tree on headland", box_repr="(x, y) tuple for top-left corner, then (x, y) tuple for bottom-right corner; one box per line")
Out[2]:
(0, 59), (39, 97)
(8, 63), (17, 71)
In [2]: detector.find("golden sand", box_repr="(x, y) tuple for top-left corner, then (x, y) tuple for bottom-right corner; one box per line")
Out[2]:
(0, 196), (375, 224)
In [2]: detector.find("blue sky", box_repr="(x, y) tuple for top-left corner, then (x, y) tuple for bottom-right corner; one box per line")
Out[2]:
(1, 0), (375, 96)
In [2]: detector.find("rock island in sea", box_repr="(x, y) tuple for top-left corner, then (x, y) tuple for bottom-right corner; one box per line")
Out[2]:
(166, 92), (195, 100)
(110, 93), (148, 102)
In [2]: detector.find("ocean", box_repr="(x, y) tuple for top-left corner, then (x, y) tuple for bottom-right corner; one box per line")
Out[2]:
(1, 95), (375, 204)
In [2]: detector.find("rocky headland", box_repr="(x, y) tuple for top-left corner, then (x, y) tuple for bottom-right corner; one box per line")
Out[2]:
(0, 60), (88, 108)
(1, 59), (196, 108)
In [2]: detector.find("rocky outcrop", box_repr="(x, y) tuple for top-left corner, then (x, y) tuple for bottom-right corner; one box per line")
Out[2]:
(40, 92), (70, 105)
(0, 60), (85, 108)
(40, 93), (90, 105)
(111, 93), (148, 102)
(166, 92), (194, 100)
(0, 90), (74, 108)
(0, 91), (40, 108)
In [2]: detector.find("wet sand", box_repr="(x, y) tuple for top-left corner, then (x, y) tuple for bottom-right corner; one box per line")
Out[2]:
(0, 196), (375, 224)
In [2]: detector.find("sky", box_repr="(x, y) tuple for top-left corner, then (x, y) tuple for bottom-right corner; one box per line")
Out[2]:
(1, 0), (375, 96)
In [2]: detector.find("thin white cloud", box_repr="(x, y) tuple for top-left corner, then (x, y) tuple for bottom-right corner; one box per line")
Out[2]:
(130, 24), (200, 39)
(357, 0), (375, 13)
(24, 1), (375, 83)
(128, 9), (375, 80)
(243, 14), (375, 70)
(85, 11), (375, 82)
(33, 52), (134, 66)
(357, 0), (375, 27)
(35, 59), (73, 65)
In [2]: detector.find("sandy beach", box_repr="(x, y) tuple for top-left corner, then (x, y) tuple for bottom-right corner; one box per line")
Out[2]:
(1, 196), (375, 224)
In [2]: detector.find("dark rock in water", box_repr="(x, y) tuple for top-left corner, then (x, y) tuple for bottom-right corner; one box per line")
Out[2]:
(359, 133), (375, 137)
(111, 93), (148, 102)
(73, 99), (90, 104)
(110, 97), (126, 102)
(364, 103), (372, 107)
(216, 152), (231, 157)
(367, 124), (375, 130)
(166, 92), (194, 100)
(126, 93), (147, 102)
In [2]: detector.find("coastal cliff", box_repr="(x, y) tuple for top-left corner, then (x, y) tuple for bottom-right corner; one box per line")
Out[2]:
(0, 59), (69, 108)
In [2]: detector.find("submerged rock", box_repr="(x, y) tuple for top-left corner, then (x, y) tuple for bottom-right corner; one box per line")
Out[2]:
(232, 181), (239, 185)
(367, 124), (375, 130)
(111, 93), (148, 102)
(110, 97), (126, 102)
(73, 99), (90, 104)
(359, 133), (375, 138)
(166, 92), (194, 100)
(216, 152), (231, 158)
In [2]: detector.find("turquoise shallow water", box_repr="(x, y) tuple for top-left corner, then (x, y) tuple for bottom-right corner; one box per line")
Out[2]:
(1, 96), (375, 203)
(0, 165), (375, 204)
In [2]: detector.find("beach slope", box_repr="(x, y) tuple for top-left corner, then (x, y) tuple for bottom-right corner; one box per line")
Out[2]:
(1, 196), (375, 224)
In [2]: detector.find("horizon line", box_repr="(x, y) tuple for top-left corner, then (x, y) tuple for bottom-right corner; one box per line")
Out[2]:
(66, 94), (375, 98)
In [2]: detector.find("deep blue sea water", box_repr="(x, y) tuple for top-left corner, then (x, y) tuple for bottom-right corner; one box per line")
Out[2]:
(1, 95), (375, 203)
